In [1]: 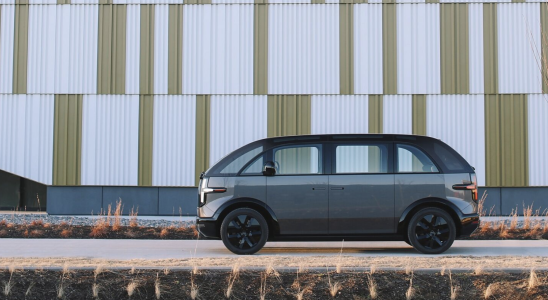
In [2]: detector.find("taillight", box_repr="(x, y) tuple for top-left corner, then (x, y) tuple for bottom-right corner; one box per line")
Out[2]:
(452, 173), (478, 202)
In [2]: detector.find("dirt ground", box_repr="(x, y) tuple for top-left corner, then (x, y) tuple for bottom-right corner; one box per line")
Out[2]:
(0, 268), (546, 300)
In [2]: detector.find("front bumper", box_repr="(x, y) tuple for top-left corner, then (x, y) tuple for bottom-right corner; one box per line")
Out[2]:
(196, 218), (220, 239)
(459, 213), (480, 236)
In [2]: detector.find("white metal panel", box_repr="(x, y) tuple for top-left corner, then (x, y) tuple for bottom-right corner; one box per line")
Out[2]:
(397, 4), (441, 94)
(469, 4), (484, 94)
(213, 0), (253, 3)
(0, 5), (14, 94)
(441, 0), (510, 2)
(27, 5), (56, 94)
(383, 95), (412, 134)
(398, 0), (425, 3)
(71, 0), (99, 4)
(354, 4), (383, 95)
(268, 4), (340, 94)
(183, 5), (253, 94)
(209, 95), (267, 167)
(311, 95), (368, 134)
(498, 4), (542, 94)
(81, 95), (139, 186)
(154, 5), (169, 95)
(426, 95), (486, 186)
(0, 95), (54, 184)
(126, 5), (140, 94)
(528, 95), (548, 186)
(152, 95), (196, 186)
(269, 0), (309, 3)
(54, 5), (99, 94)
(0, 0), (14, 3)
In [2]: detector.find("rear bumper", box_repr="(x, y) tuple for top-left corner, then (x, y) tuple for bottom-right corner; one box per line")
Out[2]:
(196, 218), (220, 239)
(459, 213), (480, 237)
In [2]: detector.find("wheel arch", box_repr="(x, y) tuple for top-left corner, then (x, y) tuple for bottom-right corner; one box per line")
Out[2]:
(213, 198), (280, 238)
(398, 198), (463, 237)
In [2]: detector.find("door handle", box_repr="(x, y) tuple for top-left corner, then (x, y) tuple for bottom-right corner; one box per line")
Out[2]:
(330, 187), (344, 190)
(312, 187), (326, 190)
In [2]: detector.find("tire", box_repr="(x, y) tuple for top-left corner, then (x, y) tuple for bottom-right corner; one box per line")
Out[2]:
(407, 207), (456, 254)
(220, 208), (269, 255)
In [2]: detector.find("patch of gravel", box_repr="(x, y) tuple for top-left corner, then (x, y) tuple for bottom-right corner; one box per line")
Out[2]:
(0, 213), (196, 228)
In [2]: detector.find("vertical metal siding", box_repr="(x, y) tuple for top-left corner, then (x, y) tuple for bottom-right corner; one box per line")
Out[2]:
(426, 95), (486, 185)
(182, 5), (253, 94)
(527, 95), (548, 186)
(209, 95), (267, 166)
(154, 5), (168, 94)
(71, 0), (99, 4)
(81, 95), (139, 185)
(27, 5), (56, 94)
(54, 5), (98, 94)
(354, 4), (383, 94)
(441, 0), (510, 2)
(152, 95), (195, 186)
(213, 0), (254, 3)
(397, 4), (441, 94)
(0, 95), (54, 184)
(469, 3), (484, 94)
(0, 5), (14, 93)
(268, 4), (340, 94)
(383, 95), (412, 134)
(311, 95), (369, 134)
(126, 5), (140, 94)
(497, 3), (542, 94)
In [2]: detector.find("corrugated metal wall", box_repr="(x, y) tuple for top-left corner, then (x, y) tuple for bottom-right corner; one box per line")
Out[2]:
(527, 95), (548, 186)
(209, 95), (267, 166)
(426, 95), (486, 186)
(0, 2), (547, 189)
(0, 95), (54, 184)
(311, 95), (369, 134)
(81, 95), (139, 185)
(268, 5), (339, 94)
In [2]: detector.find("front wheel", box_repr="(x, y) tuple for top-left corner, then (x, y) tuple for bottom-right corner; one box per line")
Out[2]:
(407, 207), (456, 254)
(220, 208), (269, 255)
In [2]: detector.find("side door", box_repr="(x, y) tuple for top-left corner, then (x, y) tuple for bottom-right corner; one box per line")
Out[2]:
(328, 143), (395, 234)
(266, 144), (329, 235)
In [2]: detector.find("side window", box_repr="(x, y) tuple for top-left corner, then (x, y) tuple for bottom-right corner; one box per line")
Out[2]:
(274, 145), (321, 175)
(241, 154), (265, 175)
(335, 145), (388, 173)
(397, 144), (439, 173)
(220, 146), (263, 174)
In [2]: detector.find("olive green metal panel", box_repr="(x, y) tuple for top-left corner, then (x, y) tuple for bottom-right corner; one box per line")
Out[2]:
(168, 5), (183, 95)
(53, 95), (83, 186)
(412, 95), (426, 136)
(368, 95), (383, 134)
(141, 5), (155, 95)
(139, 95), (154, 186)
(382, 0), (395, 4)
(541, 4), (548, 93)
(57, 0), (70, 4)
(15, 0), (29, 4)
(426, 0), (439, 3)
(340, 0), (366, 3)
(186, 0), (211, 4)
(512, 0), (525, 3)
(483, 4), (498, 95)
(267, 95), (311, 138)
(485, 95), (529, 187)
(340, 4), (354, 95)
(255, 0), (267, 4)
(254, 4), (268, 95)
(98, 5), (126, 95)
(195, 95), (210, 186)
(13, 4), (28, 94)
(383, 4), (397, 94)
(441, 4), (469, 94)
(312, 0), (325, 3)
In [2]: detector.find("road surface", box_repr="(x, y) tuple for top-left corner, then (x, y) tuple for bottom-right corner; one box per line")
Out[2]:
(1, 239), (547, 260)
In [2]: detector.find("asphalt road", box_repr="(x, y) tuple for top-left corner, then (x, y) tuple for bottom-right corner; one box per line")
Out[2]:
(1, 239), (547, 260)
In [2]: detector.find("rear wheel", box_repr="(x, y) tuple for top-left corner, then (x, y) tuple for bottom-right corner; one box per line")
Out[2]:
(407, 207), (456, 254)
(220, 208), (269, 255)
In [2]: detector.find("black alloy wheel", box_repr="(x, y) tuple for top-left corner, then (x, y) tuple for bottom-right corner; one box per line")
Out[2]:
(220, 208), (269, 255)
(407, 207), (456, 254)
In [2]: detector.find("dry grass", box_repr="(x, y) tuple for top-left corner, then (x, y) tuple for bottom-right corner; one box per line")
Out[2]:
(92, 283), (100, 298)
(259, 272), (267, 300)
(524, 204), (534, 230)
(155, 274), (162, 300)
(327, 268), (341, 297)
(3, 276), (13, 296)
(25, 282), (34, 297)
(112, 200), (123, 231)
(57, 282), (65, 299)
(449, 270), (458, 300)
(190, 274), (199, 300)
(126, 281), (138, 297)
(129, 207), (139, 228)
(474, 265), (484, 275)
(366, 273), (377, 299)
(29, 229), (44, 237)
(30, 219), (43, 227)
(528, 269), (540, 290)
(509, 208), (519, 231)
(405, 271), (415, 300)
(225, 264), (240, 298)
(94, 265), (105, 279)
(370, 265), (377, 275)
(484, 283), (493, 299)
(60, 229), (72, 238)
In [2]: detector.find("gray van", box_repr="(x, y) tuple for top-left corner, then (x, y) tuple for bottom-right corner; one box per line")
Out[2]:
(196, 134), (479, 255)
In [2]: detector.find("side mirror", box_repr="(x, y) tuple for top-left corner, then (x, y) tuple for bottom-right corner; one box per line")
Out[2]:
(263, 161), (276, 176)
